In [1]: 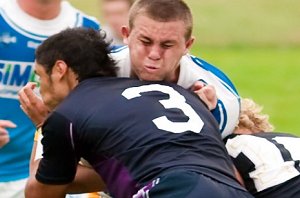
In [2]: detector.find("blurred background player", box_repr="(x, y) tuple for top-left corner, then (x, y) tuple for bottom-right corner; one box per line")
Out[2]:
(225, 98), (300, 198)
(0, 0), (99, 197)
(100, 0), (134, 47)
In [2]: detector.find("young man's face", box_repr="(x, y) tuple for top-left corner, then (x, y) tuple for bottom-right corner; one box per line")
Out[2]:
(122, 14), (194, 82)
(34, 61), (73, 110)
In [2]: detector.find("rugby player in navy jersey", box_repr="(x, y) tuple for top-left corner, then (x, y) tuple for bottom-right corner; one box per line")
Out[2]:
(22, 28), (253, 198)
(225, 98), (300, 198)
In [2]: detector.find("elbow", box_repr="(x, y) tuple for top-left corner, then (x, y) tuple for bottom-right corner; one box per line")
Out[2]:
(25, 177), (39, 198)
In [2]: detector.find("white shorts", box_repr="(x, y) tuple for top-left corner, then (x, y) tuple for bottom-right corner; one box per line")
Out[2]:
(0, 178), (27, 198)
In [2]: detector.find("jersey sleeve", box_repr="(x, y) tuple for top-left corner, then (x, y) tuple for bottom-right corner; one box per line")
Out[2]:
(189, 56), (240, 138)
(36, 112), (79, 185)
(81, 15), (100, 30)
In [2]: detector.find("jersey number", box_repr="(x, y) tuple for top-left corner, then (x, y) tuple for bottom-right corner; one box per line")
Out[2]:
(122, 84), (204, 133)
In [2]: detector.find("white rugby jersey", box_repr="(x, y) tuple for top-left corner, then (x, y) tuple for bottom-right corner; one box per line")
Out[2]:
(225, 132), (300, 195)
(111, 47), (240, 137)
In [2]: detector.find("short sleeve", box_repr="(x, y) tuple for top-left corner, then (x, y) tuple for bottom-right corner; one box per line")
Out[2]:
(36, 112), (79, 184)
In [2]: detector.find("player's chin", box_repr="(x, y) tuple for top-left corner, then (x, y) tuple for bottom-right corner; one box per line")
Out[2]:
(139, 73), (163, 82)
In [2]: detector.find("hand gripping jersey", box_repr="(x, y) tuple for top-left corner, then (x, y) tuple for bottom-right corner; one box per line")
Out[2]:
(225, 132), (300, 198)
(110, 47), (240, 138)
(37, 78), (245, 198)
(0, 0), (99, 182)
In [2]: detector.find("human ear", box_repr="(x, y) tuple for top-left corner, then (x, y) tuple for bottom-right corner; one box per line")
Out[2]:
(52, 60), (68, 80)
(121, 26), (130, 45)
(184, 36), (195, 54)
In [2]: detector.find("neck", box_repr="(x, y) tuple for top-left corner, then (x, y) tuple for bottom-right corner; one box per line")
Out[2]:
(166, 65), (180, 83)
(17, 0), (61, 20)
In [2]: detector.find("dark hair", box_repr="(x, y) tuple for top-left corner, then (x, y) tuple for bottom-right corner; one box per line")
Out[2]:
(129, 0), (193, 40)
(35, 27), (117, 82)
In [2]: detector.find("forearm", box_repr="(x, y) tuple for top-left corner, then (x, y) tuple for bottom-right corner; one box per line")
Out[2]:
(233, 165), (245, 187)
(32, 142), (106, 193)
(26, 159), (67, 198)
(25, 177), (67, 198)
(66, 164), (107, 194)
(31, 128), (107, 194)
(27, 160), (105, 197)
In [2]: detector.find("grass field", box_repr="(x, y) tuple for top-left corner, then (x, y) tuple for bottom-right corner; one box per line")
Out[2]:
(70, 0), (300, 135)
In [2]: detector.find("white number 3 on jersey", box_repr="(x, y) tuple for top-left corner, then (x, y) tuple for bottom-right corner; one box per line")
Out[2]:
(122, 84), (204, 133)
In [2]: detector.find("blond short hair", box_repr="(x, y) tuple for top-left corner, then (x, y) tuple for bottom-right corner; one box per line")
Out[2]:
(235, 98), (274, 133)
(128, 0), (193, 40)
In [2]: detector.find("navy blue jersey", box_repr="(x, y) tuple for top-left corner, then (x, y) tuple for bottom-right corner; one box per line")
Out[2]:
(111, 47), (240, 137)
(225, 132), (300, 198)
(37, 78), (244, 198)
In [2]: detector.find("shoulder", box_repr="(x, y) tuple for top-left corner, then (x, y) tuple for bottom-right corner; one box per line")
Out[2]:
(0, 0), (6, 7)
(224, 134), (266, 158)
(42, 111), (73, 140)
(183, 54), (238, 93)
(110, 45), (129, 55)
(252, 132), (299, 139)
(109, 46), (131, 77)
(225, 132), (300, 154)
(109, 46), (130, 65)
(0, 0), (9, 8)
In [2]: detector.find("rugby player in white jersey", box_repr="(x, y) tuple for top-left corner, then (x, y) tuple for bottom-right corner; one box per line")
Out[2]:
(225, 98), (300, 198)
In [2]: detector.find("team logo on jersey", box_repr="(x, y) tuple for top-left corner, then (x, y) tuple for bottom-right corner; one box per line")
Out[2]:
(27, 40), (40, 49)
(0, 32), (17, 46)
(0, 60), (39, 99)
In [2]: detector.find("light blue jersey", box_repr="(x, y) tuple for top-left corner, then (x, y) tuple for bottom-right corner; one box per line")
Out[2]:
(0, 0), (99, 182)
